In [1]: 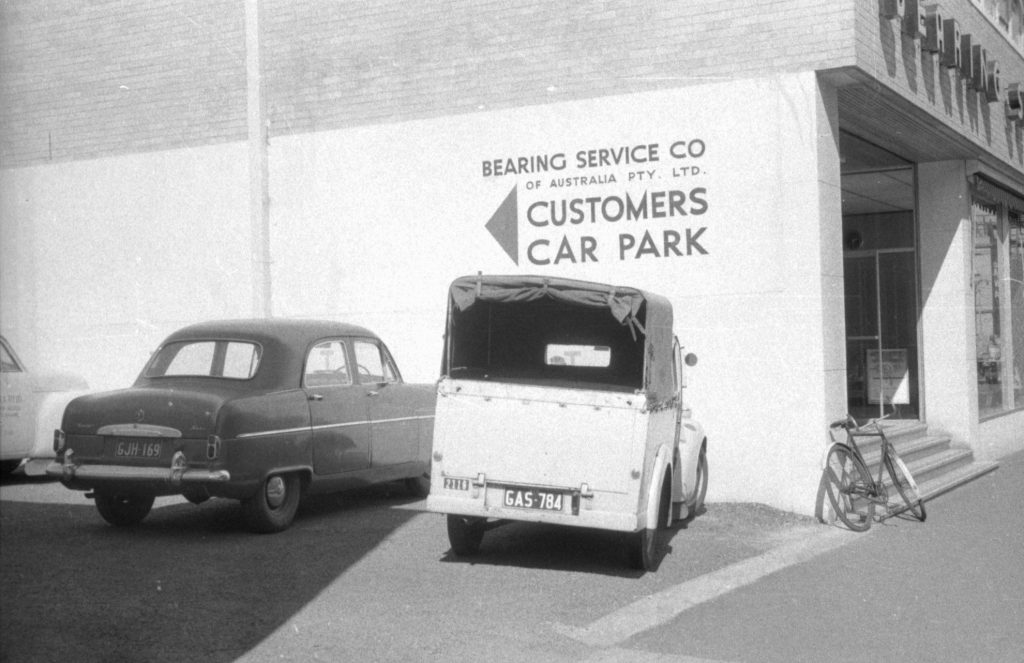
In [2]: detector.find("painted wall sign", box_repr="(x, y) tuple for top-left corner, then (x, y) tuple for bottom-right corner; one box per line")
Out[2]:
(425, 78), (795, 296)
(480, 137), (716, 275)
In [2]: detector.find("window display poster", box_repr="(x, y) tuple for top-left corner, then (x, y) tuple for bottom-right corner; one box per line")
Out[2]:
(867, 349), (910, 405)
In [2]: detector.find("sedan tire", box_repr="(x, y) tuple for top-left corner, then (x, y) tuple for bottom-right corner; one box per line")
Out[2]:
(404, 473), (430, 498)
(94, 492), (155, 527)
(242, 473), (301, 533)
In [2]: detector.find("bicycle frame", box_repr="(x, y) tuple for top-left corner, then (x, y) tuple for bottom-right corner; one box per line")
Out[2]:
(839, 417), (890, 509)
(825, 412), (926, 527)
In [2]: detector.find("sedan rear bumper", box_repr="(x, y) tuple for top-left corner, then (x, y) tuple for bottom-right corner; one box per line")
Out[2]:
(46, 450), (230, 485)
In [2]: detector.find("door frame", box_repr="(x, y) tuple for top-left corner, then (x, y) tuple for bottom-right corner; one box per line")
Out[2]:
(843, 245), (922, 421)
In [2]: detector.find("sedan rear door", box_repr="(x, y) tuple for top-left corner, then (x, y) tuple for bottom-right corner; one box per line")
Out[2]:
(352, 339), (423, 466)
(303, 339), (372, 474)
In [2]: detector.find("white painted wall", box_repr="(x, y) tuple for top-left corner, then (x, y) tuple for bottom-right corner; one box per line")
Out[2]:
(266, 71), (840, 513)
(917, 161), (980, 448)
(0, 72), (846, 513)
(0, 145), (252, 390)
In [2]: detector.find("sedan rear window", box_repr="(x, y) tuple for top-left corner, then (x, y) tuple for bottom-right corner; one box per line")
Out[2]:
(145, 341), (261, 379)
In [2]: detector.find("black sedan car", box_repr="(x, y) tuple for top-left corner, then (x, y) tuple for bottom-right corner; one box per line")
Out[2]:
(49, 319), (435, 532)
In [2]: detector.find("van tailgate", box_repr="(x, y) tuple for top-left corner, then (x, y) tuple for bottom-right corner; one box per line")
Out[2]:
(433, 380), (644, 493)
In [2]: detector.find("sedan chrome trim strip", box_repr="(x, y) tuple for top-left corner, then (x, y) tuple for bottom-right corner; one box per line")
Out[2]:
(96, 423), (184, 438)
(236, 426), (311, 439)
(362, 414), (435, 426)
(236, 414), (434, 440)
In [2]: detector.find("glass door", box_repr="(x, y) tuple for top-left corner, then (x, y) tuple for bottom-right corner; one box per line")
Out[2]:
(844, 249), (919, 420)
(839, 132), (918, 421)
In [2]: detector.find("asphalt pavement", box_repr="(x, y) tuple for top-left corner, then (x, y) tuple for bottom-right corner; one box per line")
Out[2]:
(2, 450), (1021, 663)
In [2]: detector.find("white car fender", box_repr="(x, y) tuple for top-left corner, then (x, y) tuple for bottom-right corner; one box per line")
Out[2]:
(22, 390), (89, 476)
(640, 444), (673, 530)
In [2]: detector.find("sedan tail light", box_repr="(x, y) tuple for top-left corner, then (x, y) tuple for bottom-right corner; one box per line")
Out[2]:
(206, 435), (222, 460)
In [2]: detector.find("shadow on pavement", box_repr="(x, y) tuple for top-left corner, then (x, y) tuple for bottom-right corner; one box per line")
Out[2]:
(437, 512), (710, 577)
(0, 482), (421, 663)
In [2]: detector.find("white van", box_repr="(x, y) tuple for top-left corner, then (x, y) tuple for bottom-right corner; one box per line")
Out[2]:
(427, 275), (707, 571)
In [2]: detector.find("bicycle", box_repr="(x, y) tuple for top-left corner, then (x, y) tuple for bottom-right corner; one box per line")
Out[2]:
(823, 413), (927, 531)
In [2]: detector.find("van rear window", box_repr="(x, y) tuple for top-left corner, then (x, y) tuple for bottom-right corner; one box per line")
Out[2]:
(545, 344), (611, 368)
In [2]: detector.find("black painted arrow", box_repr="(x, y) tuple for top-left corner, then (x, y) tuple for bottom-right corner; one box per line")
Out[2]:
(485, 185), (518, 265)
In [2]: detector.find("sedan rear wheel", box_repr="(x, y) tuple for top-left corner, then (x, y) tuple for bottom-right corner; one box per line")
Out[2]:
(94, 492), (155, 527)
(242, 473), (301, 533)
(404, 472), (430, 498)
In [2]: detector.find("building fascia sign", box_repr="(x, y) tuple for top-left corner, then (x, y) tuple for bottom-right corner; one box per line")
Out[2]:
(887, 0), (1024, 118)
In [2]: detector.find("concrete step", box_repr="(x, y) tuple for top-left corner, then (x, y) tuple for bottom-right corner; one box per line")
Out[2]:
(841, 419), (1000, 513)
(904, 446), (976, 485)
(861, 447), (968, 498)
(915, 459), (1000, 502)
(858, 433), (951, 470)
(843, 421), (929, 454)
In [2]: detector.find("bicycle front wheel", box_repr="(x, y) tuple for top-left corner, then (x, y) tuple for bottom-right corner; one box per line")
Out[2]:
(823, 444), (875, 531)
(884, 448), (926, 521)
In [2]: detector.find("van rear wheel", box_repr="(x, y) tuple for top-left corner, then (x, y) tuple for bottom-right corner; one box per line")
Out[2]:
(628, 470), (672, 571)
(683, 445), (709, 523)
(628, 527), (657, 571)
(447, 515), (485, 556)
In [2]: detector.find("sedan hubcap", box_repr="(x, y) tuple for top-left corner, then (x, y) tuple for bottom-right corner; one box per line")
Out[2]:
(265, 476), (286, 508)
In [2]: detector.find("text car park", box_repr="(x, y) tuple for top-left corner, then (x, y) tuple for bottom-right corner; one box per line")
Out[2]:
(49, 319), (435, 532)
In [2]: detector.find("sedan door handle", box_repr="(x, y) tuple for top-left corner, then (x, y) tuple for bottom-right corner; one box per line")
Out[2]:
(308, 393), (324, 401)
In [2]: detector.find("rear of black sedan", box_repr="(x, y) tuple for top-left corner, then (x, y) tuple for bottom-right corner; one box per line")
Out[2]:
(48, 319), (435, 532)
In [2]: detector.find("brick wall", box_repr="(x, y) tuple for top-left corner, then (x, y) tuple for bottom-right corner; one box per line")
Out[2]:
(0, 0), (246, 168)
(1, 0), (854, 169)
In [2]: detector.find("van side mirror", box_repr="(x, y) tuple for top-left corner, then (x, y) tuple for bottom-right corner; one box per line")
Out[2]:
(684, 353), (698, 367)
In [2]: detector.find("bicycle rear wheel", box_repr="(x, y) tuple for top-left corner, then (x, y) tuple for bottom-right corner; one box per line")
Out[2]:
(884, 448), (927, 521)
(823, 444), (875, 531)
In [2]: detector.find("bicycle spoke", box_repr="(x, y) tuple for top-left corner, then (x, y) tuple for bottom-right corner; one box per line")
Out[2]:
(823, 444), (875, 531)
(883, 449), (927, 522)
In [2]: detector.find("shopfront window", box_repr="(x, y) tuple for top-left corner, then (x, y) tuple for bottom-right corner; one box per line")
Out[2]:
(1010, 212), (1024, 408)
(972, 183), (1024, 417)
(974, 200), (1002, 415)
